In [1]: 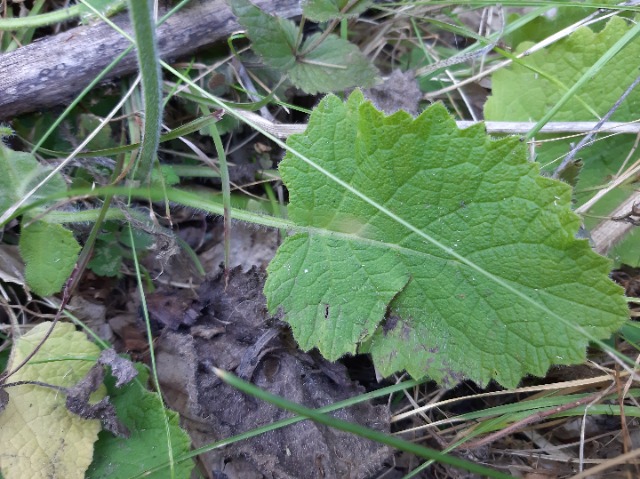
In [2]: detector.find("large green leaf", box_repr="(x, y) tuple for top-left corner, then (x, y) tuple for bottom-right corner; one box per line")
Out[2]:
(485, 16), (640, 265)
(228, 0), (377, 94)
(265, 90), (628, 388)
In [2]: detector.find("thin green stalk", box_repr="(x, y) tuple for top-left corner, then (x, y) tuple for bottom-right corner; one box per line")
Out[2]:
(4, 0), (47, 52)
(29, 112), (223, 159)
(392, 1), (640, 10)
(30, 0), (191, 155)
(0, 2), (91, 30)
(129, 225), (176, 478)
(66, 193), (114, 293)
(127, 0), (162, 183)
(215, 368), (515, 479)
(200, 105), (232, 284)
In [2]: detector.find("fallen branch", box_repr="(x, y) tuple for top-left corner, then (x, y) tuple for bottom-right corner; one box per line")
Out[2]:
(0, 0), (301, 120)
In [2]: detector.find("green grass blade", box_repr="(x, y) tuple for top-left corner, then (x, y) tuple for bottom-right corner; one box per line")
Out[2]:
(526, 20), (640, 139)
(214, 368), (515, 479)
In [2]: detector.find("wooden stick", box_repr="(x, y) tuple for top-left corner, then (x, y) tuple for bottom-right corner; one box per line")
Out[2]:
(0, 0), (301, 120)
(237, 110), (640, 138)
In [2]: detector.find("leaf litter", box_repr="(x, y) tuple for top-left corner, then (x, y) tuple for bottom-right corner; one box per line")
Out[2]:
(154, 266), (391, 479)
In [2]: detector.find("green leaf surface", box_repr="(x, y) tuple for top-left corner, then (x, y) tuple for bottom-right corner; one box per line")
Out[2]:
(88, 364), (192, 479)
(303, 0), (372, 22)
(289, 33), (377, 94)
(504, 1), (617, 48)
(228, 0), (298, 71)
(228, 0), (377, 93)
(485, 17), (640, 265)
(19, 222), (80, 296)
(0, 322), (102, 479)
(0, 143), (66, 215)
(265, 90), (628, 388)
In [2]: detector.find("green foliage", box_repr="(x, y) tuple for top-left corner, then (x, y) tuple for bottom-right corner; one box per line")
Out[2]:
(302, 0), (372, 22)
(19, 222), (80, 296)
(0, 143), (80, 295)
(265, 90), (628, 388)
(88, 223), (155, 278)
(87, 364), (193, 479)
(504, 1), (616, 47)
(0, 322), (103, 479)
(228, 0), (377, 94)
(485, 16), (640, 265)
(77, 114), (115, 151)
(0, 143), (66, 214)
(78, 0), (127, 23)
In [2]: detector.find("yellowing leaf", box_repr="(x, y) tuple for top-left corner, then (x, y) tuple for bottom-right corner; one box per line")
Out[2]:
(0, 322), (103, 479)
(265, 90), (628, 388)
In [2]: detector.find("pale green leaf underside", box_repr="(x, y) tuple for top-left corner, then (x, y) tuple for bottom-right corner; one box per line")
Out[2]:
(0, 144), (66, 215)
(228, 0), (377, 94)
(485, 17), (640, 265)
(265, 90), (628, 388)
(20, 222), (80, 296)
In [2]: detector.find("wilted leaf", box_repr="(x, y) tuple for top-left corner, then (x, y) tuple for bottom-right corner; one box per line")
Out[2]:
(485, 17), (640, 265)
(265, 90), (628, 388)
(0, 322), (103, 479)
(228, 0), (377, 93)
(98, 348), (138, 388)
(19, 222), (80, 296)
(303, 0), (372, 22)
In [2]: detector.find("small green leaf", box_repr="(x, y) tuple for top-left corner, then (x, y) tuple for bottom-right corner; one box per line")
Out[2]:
(88, 240), (123, 277)
(77, 114), (115, 151)
(303, 0), (372, 22)
(265, 90), (628, 388)
(19, 222), (80, 296)
(0, 322), (103, 479)
(228, 0), (377, 93)
(228, 0), (298, 71)
(87, 364), (192, 479)
(289, 33), (378, 94)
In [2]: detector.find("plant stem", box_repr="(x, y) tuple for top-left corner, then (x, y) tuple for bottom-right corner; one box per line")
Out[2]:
(128, 0), (162, 183)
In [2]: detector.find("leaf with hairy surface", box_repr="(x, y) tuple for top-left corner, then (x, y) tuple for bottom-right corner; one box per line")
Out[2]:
(265, 90), (628, 388)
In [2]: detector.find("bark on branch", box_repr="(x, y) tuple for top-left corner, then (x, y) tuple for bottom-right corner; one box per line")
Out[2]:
(0, 0), (301, 121)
